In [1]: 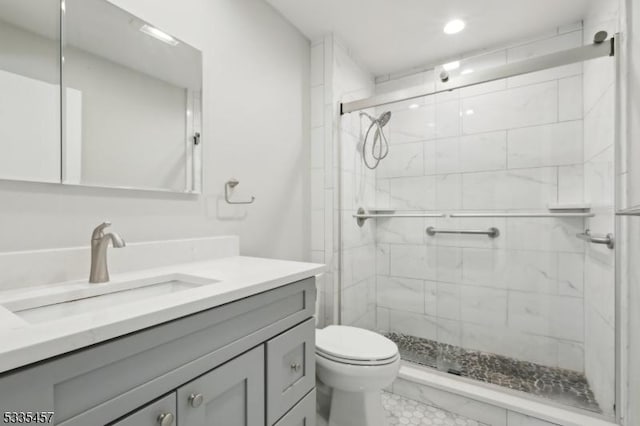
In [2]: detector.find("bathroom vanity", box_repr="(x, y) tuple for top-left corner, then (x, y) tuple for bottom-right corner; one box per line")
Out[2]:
(0, 251), (322, 426)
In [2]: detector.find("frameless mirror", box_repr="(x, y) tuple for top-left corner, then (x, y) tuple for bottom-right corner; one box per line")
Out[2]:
(0, 0), (61, 183)
(62, 0), (202, 193)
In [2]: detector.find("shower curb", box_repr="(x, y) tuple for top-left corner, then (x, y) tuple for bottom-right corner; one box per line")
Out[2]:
(395, 364), (619, 426)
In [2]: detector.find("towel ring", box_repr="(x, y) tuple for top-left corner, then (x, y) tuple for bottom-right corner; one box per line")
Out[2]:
(225, 179), (255, 204)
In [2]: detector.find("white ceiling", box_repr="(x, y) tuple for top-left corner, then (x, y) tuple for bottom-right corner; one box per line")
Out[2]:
(265, 0), (599, 76)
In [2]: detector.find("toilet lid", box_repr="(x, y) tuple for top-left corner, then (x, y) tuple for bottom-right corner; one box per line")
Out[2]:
(316, 326), (398, 362)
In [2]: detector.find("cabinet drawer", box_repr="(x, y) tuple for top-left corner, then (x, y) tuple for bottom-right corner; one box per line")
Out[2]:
(274, 389), (316, 426)
(110, 393), (176, 426)
(267, 318), (315, 425)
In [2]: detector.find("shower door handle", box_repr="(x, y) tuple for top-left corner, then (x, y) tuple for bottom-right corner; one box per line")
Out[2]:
(576, 229), (614, 249)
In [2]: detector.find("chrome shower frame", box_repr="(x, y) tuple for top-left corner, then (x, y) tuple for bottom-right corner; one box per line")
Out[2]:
(340, 33), (616, 115)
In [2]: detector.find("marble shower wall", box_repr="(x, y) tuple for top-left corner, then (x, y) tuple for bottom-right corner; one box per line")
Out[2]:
(581, 1), (619, 416)
(623, 0), (640, 422)
(310, 35), (376, 328)
(335, 39), (377, 329)
(373, 27), (591, 372)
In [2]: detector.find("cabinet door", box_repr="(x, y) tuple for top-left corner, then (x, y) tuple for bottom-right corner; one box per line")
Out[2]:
(110, 393), (176, 426)
(177, 345), (264, 426)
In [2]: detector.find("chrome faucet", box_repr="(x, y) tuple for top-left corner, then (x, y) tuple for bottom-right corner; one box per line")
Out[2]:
(89, 221), (126, 283)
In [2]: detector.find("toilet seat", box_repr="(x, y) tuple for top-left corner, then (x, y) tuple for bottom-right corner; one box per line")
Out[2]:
(316, 349), (399, 366)
(316, 325), (399, 366)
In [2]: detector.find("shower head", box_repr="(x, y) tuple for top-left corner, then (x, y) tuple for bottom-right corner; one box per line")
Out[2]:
(378, 111), (392, 127)
(360, 111), (392, 127)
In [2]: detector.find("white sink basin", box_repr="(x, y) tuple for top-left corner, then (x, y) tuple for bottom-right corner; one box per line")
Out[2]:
(2, 273), (218, 324)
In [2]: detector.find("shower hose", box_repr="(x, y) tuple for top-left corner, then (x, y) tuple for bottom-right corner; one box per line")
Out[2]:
(360, 112), (390, 169)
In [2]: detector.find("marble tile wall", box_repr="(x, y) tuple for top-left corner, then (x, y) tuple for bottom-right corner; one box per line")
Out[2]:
(373, 28), (590, 371)
(309, 38), (327, 326)
(335, 37), (378, 329)
(310, 35), (376, 328)
(581, 1), (619, 417)
(622, 0), (640, 423)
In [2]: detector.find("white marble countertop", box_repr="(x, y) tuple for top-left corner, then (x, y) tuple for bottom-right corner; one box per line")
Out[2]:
(0, 256), (324, 375)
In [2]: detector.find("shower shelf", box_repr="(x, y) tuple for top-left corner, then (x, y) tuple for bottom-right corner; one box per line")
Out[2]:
(547, 203), (591, 212)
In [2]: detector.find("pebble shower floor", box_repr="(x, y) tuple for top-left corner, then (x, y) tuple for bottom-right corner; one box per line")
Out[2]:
(386, 332), (600, 412)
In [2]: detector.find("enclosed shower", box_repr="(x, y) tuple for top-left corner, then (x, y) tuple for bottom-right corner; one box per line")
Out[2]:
(315, 11), (621, 422)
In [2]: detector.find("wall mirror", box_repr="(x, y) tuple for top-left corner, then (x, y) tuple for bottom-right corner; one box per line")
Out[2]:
(0, 0), (203, 193)
(0, 0), (61, 184)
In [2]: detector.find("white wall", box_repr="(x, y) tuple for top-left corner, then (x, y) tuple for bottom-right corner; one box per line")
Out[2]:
(0, 0), (311, 263)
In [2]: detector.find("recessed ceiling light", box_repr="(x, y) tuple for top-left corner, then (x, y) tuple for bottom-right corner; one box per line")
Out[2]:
(444, 19), (466, 35)
(140, 24), (179, 46)
(443, 61), (460, 71)
(409, 103), (420, 109)
(461, 68), (474, 75)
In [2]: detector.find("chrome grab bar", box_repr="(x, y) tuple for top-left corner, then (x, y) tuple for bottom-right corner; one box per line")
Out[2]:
(426, 226), (500, 239)
(450, 212), (594, 218)
(576, 229), (614, 249)
(616, 207), (640, 216)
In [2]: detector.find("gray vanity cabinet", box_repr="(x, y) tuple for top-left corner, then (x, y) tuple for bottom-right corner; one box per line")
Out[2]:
(177, 346), (265, 426)
(0, 278), (317, 426)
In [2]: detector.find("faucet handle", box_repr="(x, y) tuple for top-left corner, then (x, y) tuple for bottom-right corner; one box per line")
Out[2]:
(91, 221), (112, 240)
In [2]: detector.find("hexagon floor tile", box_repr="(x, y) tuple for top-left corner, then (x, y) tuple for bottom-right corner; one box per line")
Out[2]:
(381, 392), (488, 426)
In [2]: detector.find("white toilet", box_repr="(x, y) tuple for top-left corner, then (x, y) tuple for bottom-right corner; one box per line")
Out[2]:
(316, 325), (400, 426)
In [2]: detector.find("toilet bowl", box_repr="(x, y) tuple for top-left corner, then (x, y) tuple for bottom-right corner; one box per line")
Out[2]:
(316, 325), (400, 426)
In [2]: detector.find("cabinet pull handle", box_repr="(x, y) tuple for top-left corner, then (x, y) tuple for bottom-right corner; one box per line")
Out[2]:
(157, 413), (174, 426)
(290, 362), (302, 372)
(189, 393), (204, 408)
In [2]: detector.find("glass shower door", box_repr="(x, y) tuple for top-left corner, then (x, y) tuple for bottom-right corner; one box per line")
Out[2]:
(337, 23), (618, 417)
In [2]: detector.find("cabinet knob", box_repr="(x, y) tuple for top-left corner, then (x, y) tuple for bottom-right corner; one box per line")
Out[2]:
(189, 393), (204, 408)
(157, 413), (174, 426)
(290, 362), (302, 372)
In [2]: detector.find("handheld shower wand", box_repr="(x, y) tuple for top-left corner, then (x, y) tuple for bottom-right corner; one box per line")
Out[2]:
(360, 111), (391, 169)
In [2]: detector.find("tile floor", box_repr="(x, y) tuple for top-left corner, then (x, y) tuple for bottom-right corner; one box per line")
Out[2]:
(316, 390), (484, 426)
(382, 392), (487, 426)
